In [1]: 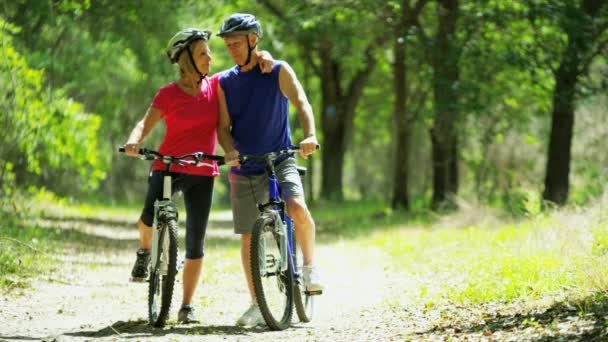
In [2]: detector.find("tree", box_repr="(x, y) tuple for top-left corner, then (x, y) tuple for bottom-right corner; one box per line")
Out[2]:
(258, 0), (389, 200)
(413, 0), (462, 209)
(390, 0), (429, 210)
(533, 0), (608, 205)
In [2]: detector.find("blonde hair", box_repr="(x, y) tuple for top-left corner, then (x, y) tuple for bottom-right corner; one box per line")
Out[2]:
(177, 39), (206, 82)
(177, 47), (196, 75)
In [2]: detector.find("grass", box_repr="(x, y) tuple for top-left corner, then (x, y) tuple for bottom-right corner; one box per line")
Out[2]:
(309, 199), (435, 238)
(367, 204), (608, 308)
(0, 224), (58, 290)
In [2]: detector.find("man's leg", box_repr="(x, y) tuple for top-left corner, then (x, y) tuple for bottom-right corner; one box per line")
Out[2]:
(230, 172), (267, 326)
(275, 156), (323, 292)
(240, 233), (256, 301)
(285, 196), (315, 266)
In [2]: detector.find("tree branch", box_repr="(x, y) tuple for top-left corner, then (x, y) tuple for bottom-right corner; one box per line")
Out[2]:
(410, 0), (429, 23)
(257, 0), (285, 19)
(343, 40), (385, 122)
(258, 0), (320, 74)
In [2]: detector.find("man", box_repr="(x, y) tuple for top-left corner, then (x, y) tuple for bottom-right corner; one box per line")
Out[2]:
(216, 13), (324, 327)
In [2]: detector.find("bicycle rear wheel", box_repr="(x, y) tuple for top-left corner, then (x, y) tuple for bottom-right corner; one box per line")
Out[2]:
(292, 231), (314, 323)
(250, 215), (293, 330)
(148, 219), (178, 327)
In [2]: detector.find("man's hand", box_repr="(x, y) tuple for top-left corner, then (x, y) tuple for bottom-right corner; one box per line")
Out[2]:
(124, 143), (140, 156)
(299, 135), (318, 159)
(225, 150), (241, 168)
(258, 50), (274, 74)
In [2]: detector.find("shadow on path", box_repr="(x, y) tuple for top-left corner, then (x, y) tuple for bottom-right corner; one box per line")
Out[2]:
(62, 319), (287, 339)
(417, 294), (608, 341)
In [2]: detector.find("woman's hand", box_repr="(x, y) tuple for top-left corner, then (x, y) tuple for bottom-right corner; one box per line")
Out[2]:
(258, 50), (274, 74)
(225, 150), (241, 168)
(124, 143), (140, 156)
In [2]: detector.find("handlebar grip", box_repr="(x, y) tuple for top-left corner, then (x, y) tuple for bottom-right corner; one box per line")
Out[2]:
(118, 146), (144, 155)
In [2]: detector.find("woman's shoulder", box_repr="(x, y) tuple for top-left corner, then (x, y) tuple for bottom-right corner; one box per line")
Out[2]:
(208, 73), (223, 86)
(158, 82), (179, 93)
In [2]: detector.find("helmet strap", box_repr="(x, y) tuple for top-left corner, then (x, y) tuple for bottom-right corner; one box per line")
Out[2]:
(186, 44), (206, 83)
(238, 34), (257, 68)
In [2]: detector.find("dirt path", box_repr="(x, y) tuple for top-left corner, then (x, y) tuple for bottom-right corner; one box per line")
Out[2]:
(1, 211), (605, 341)
(0, 212), (413, 342)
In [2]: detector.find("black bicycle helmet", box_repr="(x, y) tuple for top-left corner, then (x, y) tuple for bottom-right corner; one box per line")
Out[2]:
(217, 13), (263, 38)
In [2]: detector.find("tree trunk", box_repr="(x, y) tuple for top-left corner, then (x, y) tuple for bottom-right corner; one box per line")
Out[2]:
(542, 0), (607, 205)
(430, 0), (459, 210)
(392, 14), (411, 210)
(318, 41), (380, 201)
(319, 43), (345, 200)
(543, 69), (576, 205)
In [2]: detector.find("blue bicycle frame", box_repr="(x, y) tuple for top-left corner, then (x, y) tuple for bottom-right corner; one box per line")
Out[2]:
(266, 167), (298, 278)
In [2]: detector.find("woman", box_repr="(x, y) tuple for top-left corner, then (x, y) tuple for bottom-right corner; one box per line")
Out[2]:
(123, 28), (273, 324)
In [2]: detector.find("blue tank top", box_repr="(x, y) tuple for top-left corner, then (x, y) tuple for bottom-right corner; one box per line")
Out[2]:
(220, 61), (292, 175)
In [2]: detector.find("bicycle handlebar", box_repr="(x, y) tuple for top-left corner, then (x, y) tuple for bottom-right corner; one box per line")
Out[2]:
(118, 147), (225, 166)
(239, 145), (320, 164)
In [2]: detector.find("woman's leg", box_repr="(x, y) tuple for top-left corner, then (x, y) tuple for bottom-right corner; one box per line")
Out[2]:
(181, 175), (214, 307)
(182, 258), (203, 305)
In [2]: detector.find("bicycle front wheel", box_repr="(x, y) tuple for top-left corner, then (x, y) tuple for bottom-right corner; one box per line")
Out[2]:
(148, 219), (178, 327)
(250, 215), (293, 330)
(293, 231), (314, 323)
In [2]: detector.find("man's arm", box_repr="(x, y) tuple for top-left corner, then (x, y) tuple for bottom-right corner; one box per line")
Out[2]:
(278, 62), (318, 158)
(123, 106), (162, 156)
(217, 83), (240, 166)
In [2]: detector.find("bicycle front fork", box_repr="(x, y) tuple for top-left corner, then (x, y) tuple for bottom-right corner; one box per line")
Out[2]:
(151, 200), (178, 275)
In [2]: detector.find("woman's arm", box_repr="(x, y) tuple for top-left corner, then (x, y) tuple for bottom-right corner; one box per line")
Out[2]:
(123, 106), (162, 156)
(217, 84), (240, 166)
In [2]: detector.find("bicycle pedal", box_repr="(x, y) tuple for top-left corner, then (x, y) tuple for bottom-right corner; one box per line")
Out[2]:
(129, 277), (147, 283)
(305, 290), (322, 296)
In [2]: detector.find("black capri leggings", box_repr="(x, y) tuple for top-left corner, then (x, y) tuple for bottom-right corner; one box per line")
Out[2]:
(141, 171), (214, 259)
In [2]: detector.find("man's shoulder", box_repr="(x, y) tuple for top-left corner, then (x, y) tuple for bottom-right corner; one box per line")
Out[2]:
(218, 66), (239, 80)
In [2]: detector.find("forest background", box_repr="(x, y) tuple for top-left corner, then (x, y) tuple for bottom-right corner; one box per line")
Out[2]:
(1, 0), (607, 214)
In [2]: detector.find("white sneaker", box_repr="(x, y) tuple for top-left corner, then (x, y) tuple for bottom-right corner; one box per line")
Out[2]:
(236, 302), (265, 327)
(303, 265), (324, 292)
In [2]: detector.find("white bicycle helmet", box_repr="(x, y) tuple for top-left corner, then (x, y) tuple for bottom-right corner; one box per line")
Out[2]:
(166, 28), (211, 63)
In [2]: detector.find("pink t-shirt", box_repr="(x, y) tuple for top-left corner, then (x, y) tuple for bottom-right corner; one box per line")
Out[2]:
(151, 74), (220, 176)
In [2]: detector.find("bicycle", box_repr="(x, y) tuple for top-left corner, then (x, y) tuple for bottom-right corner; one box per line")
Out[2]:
(239, 146), (321, 331)
(118, 147), (224, 327)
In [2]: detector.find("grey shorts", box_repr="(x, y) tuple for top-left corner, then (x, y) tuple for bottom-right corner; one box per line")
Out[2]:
(229, 157), (304, 234)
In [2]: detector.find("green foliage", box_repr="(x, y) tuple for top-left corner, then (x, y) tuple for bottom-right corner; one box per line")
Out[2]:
(0, 19), (106, 214)
(1, 0), (606, 208)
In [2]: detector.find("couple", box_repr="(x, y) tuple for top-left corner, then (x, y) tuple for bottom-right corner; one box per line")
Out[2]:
(123, 13), (323, 326)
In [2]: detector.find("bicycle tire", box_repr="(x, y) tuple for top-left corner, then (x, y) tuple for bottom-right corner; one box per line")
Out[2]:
(250, 215), (293, 330)
(292, 230), (314, 323)
(148, 218), (178, 327)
